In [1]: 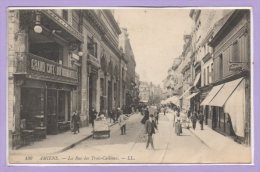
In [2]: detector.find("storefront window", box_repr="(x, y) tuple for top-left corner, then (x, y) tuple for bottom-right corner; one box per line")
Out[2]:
(231, 41), (240, 62)
(21, 87), (44, 130)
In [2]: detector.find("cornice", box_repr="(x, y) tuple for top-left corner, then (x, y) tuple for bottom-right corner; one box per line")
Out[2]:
(103, 10), (121, 35)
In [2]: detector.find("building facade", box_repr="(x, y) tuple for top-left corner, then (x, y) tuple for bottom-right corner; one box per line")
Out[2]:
(165, 9), (251, 145)
(8, 9), (137, 148)
(205, 10), (251, 144)
(119, 28), (137, 112)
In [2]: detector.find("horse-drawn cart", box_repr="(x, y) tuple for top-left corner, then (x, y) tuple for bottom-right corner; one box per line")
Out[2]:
(93, 118), (110, 138)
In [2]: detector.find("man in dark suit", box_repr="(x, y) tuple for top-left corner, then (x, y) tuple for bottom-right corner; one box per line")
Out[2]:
(145, 115), (157, 150)
(72, 111), (80, 134)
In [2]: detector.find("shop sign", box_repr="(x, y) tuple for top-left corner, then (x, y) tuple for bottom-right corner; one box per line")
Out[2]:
(30, 57), (78, 80)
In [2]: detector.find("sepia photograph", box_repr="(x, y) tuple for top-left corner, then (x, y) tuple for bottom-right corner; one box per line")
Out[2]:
(7, 7), (252, 164)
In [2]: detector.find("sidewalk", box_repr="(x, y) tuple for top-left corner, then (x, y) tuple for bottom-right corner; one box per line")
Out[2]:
(169, 111), (250, 150)
(188, 123), (250, 150)
(166, 111), (251, 163)
(10, 115), (128, 156)
(188, 123), (251, 163)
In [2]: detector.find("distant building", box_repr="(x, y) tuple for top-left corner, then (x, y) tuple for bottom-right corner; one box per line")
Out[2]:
(119, 28), (136, 110)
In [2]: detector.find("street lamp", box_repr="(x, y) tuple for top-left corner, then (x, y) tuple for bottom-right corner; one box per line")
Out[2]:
(78, 51), (84, 57)
(34, 12), (42, 33)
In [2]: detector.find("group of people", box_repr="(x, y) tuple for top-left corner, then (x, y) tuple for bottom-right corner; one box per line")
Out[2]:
(189, 110), (204, 130)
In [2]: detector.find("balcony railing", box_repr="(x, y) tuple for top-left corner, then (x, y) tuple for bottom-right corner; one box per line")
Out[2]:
(15, 53), (78, 85)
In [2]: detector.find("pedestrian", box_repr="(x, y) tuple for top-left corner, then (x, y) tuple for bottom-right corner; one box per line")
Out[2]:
(90, 108), (97, 128)
(145, 115), (157, 150)
(141, 107), (149, 124)
(111, 108), (116, 123)
(72, 111), (80, 134)
(175, 113), (182, 136)
(198, 111), (204, 130)
(191, 112), (197, 130)
(118, 108), (127, 135)
(116, 107), (121, 121)
(163, 107), (167, 116)
(154, 109), (159, 125)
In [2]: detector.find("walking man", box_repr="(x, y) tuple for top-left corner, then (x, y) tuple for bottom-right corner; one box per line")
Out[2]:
(72, 111), (80, 134)
(191, 112), (197, 130)
(118, 108), (127, 135)
(90, 108), (97, 128)
(163, 107), (167, 116)
(198, 111), (204, 130)
(145, 115), (157, 150)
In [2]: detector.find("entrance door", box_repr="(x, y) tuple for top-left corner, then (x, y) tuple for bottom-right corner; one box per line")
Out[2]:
(58, 91), (71, 122)
(46, 89), (58, 134)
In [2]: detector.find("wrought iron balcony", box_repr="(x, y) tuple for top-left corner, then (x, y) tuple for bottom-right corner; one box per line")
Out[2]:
(15, 53), (78, 85)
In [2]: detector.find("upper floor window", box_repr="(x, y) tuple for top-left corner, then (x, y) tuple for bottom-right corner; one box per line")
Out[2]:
(62, 10), (68, 21)
(210, 63), (213, 83)
(87, 36), (98, 58)
(204, 68), (206, 86)
(231, 40), (240, 62)
(207, 66), (210, 85)
(219, 54), (223, 79)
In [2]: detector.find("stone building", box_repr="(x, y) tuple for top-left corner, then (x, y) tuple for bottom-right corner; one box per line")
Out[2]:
(205, 10), (251, 144)
(8, 9), (136, 148)
(8, 9), (84, 148)
(119, 28), (136, 112)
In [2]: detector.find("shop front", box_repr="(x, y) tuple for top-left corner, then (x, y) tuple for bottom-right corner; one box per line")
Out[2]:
(201, 77), (250, 143)
(12, 9), (82, 148)
(14, 53), (79, 149)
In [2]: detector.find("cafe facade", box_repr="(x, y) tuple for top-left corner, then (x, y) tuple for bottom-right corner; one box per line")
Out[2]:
(9, 9), (83, 148)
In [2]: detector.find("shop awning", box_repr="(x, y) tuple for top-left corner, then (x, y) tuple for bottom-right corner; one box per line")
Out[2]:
(224, 79), (245, 137)
(193, 73), (201, 87)
(179, 87), (192, 99)
(208, 77), (244, 107)
(185, 92), (199, 100)
(200, 84), (224, 106)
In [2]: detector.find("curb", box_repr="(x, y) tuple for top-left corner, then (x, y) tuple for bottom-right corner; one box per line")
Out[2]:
(54, 114), (133, 154)
(188, 128), (210, 149)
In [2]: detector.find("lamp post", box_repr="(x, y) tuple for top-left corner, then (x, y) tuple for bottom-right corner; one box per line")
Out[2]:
(34, 11), (43, 33)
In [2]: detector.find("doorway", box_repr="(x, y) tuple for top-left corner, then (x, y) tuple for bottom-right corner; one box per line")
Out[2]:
(107, 80), (112, 114)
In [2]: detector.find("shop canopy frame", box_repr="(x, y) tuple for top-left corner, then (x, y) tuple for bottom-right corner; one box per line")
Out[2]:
(179, 87), (192, 100)
(185, 92), (200, 100)
(208, 77), (244, 107)
(200, 84), (224, 106)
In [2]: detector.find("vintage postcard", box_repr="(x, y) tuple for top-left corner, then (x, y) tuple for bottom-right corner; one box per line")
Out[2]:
(7, 7), (252, 164)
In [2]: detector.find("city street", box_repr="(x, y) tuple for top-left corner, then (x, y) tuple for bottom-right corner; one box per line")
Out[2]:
(7, 9), (252, 165)
(58, 113), (210, 163)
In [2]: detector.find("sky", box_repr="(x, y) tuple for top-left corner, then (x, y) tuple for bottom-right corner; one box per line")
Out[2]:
(114, 9), (193, 86)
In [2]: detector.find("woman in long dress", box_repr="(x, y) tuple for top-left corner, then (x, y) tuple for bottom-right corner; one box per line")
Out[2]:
(175, 112), (182, 136)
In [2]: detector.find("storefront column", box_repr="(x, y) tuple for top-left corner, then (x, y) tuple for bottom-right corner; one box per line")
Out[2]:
(80, 32), (88, 126)
(86, 69), (90, 126)
(111, 78), (115, 109)
(96, 69), (101, 113)
(105, 75), (110, 115)
(119, 62), (123, 108)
